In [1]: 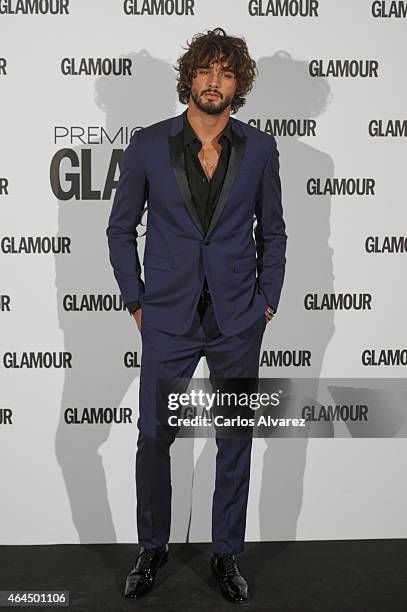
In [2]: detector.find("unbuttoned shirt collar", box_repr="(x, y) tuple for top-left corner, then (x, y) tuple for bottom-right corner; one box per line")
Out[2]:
(183, 111), (233, 147)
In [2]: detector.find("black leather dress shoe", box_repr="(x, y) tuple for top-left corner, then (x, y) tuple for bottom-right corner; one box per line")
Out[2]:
(124, 544), (169, 599)
(210, 553), (249, 603)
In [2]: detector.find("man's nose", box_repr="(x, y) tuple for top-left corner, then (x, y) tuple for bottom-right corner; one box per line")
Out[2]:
(207, 71), (221, 87)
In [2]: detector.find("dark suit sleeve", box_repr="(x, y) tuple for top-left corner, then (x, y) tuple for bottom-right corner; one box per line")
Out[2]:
(255, 138), (287, 313)
(126, 300), (141, 316)
(106, 129), (147, 307)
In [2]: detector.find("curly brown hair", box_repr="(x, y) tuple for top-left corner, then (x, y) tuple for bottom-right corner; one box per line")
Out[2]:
(175, 27), (257, 114)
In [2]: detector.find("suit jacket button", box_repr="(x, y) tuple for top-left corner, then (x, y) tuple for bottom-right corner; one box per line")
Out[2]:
(203, 240), (210, 245)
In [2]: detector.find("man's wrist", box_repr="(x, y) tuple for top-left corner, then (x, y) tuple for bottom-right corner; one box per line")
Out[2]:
(265, 305), (276, 321)
(126, 300), (141, 316)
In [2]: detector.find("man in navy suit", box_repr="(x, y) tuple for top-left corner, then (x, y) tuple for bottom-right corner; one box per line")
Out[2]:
(106, 27), (287, 603)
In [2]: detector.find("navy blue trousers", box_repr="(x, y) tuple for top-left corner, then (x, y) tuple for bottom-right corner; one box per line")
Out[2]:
(136, 295), (267, 555)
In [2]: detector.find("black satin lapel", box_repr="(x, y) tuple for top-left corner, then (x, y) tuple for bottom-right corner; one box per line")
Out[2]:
(168, 133), (205, 236)
(205, 133), (246, 239)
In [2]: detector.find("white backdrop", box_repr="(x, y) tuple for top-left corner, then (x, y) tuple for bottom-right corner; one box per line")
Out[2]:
(1, 0), (407, 544)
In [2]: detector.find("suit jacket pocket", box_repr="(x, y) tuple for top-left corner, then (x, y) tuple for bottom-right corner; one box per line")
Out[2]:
(234, 256), (257, 272)
(143, 252), (174, 271)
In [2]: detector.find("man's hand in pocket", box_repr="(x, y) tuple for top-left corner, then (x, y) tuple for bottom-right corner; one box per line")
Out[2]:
(265, 306), (275, 322)
(133, 308), (142, 332)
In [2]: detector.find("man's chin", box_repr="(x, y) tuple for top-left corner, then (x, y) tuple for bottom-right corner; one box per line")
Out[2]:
(197, 99), (229, 115)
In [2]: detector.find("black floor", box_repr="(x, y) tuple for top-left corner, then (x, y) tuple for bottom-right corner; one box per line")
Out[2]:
(1, 540), (406, 611)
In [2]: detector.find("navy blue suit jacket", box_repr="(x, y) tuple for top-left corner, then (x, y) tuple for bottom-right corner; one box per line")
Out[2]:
(106, 109), (287, 336)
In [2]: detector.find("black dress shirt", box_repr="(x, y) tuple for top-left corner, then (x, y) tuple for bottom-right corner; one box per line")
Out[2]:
(183, 111), (232, 236)
(126, 113), (232, 315)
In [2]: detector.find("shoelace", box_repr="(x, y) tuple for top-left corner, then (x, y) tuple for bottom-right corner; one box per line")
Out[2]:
(218, 554), (239, 576)
(137, 549), (156, 572)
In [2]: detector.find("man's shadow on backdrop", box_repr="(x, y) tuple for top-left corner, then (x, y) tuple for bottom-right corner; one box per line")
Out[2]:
(53, 49), (334, 568)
